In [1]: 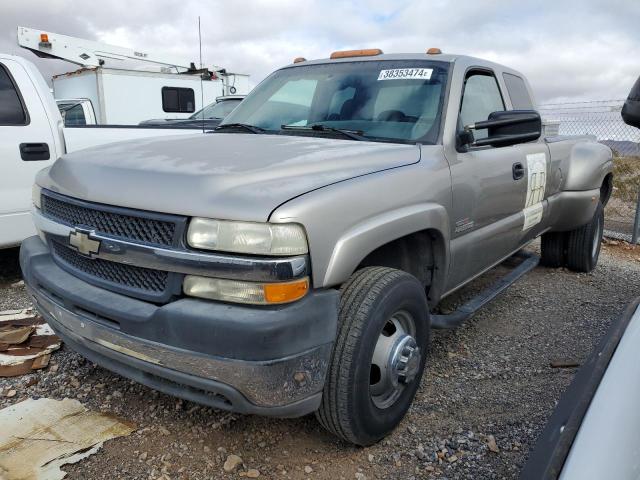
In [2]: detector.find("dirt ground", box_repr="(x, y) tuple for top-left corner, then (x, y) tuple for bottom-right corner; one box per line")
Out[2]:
(1, 241), (639, 480)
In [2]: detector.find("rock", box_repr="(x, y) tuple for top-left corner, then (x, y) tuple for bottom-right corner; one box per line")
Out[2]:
(367, 453), (374, 463)
(246, 469), (260, 478)
(69, 377), (80, 388)
(355, 473), (366, 480)
(159, 426), (171, 436)
(407, 425), (417, 434)
(139, 452), (148, 461)
(25, 377), (39, 388)
(415, 449), (427, 460)
(486, 435), (500, 453)
(6, 389), (17, 398)
(447, 455), (458, 463)
(304, 465), (313, 473)
(11, 280), (24, 288)
(223, 454), (243, 473)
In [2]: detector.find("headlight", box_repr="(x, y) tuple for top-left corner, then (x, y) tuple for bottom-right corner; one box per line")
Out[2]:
(183, 275), (309, 304)
(32, 184), (42, 209)
(187, 218), (308, 256)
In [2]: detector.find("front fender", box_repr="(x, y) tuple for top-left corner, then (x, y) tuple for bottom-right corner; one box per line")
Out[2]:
(322, 203), (449, 287)
(268, 151), (453, 290)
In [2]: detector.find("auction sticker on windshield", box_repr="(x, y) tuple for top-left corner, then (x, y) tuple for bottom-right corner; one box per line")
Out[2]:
(378, 68), (433, 81)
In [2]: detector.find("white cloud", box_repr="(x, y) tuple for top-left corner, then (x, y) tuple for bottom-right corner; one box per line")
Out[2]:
(1, 0), (638, 103)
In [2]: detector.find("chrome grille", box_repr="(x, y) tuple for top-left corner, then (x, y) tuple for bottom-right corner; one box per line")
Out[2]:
(52, 241), (169, 295)
(41, 192), (178, 247)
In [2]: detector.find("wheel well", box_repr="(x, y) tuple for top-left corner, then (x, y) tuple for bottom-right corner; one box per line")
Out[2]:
(356, 229), (446, 302)
(600, 173), (613, 206)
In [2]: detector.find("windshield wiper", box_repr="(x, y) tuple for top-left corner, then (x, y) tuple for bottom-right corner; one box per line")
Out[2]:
(214, 123), (266, 134)
(281, 124), (367, 141)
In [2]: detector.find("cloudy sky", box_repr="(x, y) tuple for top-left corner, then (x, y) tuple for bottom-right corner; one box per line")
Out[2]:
(1, 0), (638, 104)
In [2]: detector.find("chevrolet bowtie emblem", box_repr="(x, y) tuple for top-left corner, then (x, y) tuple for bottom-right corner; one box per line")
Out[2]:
(69, 229), (101, 257)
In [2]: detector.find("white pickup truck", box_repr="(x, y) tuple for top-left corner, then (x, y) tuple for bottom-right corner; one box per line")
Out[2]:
(0, 53), (204, 249)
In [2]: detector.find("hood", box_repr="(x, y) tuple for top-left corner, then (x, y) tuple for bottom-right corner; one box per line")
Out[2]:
(41, 133), (420, 221)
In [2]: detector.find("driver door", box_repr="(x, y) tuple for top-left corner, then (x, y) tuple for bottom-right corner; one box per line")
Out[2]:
(445, 69), (545, 291)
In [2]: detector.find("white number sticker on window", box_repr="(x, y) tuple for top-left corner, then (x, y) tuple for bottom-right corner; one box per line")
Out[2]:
(377, 68), (433, 81)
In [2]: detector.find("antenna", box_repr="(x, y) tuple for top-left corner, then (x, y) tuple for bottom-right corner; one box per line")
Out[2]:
(198, 16), (205, 134)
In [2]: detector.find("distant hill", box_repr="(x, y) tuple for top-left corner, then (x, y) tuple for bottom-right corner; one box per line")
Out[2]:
(600, 140), (640, 156)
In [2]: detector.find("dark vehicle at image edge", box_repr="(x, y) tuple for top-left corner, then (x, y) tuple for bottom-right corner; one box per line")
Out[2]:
(138, 95), (244, 128)
(20, 49), (613, 446)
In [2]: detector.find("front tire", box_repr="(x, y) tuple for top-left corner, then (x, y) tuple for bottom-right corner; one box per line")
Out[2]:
(566, 201), (604, 272)
(316, 267), (430, 446)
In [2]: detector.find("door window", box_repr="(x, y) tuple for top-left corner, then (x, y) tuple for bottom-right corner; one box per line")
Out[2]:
(0, 64), (27, 125)
(459, 71), (504, 140)
(503, 73), (534, 110)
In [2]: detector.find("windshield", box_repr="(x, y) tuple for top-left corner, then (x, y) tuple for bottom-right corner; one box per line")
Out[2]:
(190, 98), (242, 119)
(221, 60), (448, 143)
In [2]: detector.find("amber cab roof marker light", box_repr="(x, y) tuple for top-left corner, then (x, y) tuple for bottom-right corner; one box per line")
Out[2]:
(293, 57), (307, 64)
(426, 48), (442, 55)
(330, 48), (383, 59)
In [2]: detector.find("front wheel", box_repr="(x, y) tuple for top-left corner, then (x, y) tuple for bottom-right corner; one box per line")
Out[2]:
(316, 267), (430, 446)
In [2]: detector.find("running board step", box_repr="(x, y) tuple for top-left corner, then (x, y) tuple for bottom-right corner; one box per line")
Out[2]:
(430, 251), (540, 329)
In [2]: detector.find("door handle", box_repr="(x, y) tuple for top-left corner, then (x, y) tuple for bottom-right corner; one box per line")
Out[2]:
(20, 143), (50, 161)
(512, 162), (525, 180)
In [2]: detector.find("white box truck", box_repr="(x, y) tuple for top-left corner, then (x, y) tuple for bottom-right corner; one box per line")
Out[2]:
(51, 67), (249, 125)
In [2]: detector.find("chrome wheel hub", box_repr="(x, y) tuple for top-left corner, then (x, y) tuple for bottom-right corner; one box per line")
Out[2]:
(390, 335), (421, 385)
(370, 310), (421, 409)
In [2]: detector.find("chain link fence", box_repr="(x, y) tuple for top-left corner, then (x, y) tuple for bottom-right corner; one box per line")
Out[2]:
(539, 100), (640, 242)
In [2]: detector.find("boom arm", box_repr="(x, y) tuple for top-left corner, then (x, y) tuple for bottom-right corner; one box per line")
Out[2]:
(17, 26), (215, 73)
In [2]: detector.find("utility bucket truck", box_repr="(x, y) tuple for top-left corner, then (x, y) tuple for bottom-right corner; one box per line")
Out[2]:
(17, 26), (249, 125)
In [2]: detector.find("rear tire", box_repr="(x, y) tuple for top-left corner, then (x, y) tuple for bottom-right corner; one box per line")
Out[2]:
(540, 231), (566, 268)
(566, 201), (604, 272)
(316, 267), (430, 446)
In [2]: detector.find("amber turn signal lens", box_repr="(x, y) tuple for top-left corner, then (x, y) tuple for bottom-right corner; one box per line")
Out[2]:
(264, 278), (309, 304)
(293, 57), (307, 63)
(426, 47), (442, 55)
(40, 33), (49, 43)
(330, 48), (383, 59)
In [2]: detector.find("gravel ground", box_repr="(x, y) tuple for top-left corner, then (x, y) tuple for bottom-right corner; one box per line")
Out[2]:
(1, 241), (639, 480)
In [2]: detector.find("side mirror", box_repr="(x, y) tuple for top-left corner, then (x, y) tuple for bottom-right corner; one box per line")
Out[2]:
(460, 110), (542, 149)
(621, 77), (640, 129)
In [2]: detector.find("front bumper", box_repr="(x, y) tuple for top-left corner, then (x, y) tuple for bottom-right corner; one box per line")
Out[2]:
(20, 236), (338, 417)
